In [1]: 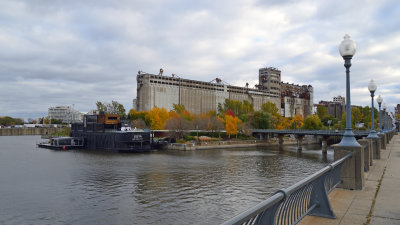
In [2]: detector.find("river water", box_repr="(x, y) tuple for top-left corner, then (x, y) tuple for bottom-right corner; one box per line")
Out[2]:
(0, 136), (334, 225)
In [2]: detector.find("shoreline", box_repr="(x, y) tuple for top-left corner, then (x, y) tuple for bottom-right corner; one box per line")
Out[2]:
(163, 139), (320, 150)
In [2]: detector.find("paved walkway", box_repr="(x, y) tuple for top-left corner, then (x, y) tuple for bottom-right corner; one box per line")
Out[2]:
(299, 134), (400, 225)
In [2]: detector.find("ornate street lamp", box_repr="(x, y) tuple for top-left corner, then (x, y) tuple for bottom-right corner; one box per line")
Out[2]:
(376, 95), (383, 134)
(383, 103), (387, 132)
(367, 80), (378, 138)
(338, 34), (360, 146)
(388, 110), (393, 131)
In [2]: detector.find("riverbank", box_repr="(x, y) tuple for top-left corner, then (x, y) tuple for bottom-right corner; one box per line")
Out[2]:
(163, 135), (320, 150)
(299, 133), (400, 225)
(0, 127), (63, 136)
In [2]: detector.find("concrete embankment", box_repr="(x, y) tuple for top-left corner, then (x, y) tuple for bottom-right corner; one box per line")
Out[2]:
(0, 128), (62, 136)
(299, 133), (400, 225)
(163, 135), (320, 150)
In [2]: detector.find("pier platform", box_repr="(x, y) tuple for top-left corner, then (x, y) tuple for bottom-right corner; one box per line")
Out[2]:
(299, 134), (400, 225)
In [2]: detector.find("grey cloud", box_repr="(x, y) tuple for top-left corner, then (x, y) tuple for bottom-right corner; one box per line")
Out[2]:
(1, 0), (399, 119)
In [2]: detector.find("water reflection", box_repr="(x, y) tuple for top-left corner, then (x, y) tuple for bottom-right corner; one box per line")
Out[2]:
(0, 136), (334, 225)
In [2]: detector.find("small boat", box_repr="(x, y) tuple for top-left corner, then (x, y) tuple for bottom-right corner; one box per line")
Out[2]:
(37, 137), (84, 150)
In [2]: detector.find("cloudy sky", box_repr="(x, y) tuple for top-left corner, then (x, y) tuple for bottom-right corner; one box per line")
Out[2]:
(1, 0), (399, 119)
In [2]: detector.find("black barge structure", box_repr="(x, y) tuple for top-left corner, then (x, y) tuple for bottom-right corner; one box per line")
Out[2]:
(38, 114), (151, 152)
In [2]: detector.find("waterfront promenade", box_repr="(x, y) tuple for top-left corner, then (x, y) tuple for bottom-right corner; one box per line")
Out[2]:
(299, 134), (400, 225)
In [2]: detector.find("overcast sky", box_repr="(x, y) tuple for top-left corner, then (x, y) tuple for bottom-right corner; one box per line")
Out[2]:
(1, 0), (399, 119)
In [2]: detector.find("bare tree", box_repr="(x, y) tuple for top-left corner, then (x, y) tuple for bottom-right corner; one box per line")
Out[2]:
(208, 116), (224, 139)
(132, 119), (148, 129)
(164, 117), (192, 140)
(238, 122), (252, 137)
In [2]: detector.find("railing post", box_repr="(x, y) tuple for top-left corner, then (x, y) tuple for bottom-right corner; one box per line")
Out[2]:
(357, 138), (371, 171)
(308, 174), (335, 218)
(333, 144), (364, 190)
(371, 137), (381, 159)
(379, 133), (387, 149)
(254, 203), (280, 225)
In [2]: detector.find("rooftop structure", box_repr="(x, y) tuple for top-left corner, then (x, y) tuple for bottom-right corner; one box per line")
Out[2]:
(48, 106), (83, 124)
(333, 96), (346, 104)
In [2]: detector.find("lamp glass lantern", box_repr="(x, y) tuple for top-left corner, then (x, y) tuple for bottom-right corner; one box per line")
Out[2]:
(338, 34), (360, 146)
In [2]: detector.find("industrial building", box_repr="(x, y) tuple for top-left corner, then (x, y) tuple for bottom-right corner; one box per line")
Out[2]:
(135, 67), (313, 118)
(48, 106), (83, 123)
(316, 96), (346, 120)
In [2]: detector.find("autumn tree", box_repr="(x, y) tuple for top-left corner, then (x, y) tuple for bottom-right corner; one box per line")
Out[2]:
(0, 116), (24, 126)
(96, 101), (126, 119)
(251, 111), (270, 129)
(352, 107), (363, 125)
(43, 116), (50, 125)
(321, 115), (338, 128)
(316, 106), (327, 120)
(341, 107), (364, 128)
(261, 102), (280, 116)
(218, 99), (254, 122)
(260, 102), (281, 129)
(172, 104), (186, 114)
(290, 114), (304, 129)
(225, 114), (241, 138)
(276, 117), (291, 130)
(128, 109), (147, 121)
(303, 115), (323, 130)
(145, 107), (169, 130)
(50, 118), (63, 124)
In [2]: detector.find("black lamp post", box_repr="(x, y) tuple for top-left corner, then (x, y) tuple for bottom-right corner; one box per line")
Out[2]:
(338, 34), (360, 147)
(383, 104), (387, 133)
(367, 80), (378, 138)
(376, 95), (383, 134)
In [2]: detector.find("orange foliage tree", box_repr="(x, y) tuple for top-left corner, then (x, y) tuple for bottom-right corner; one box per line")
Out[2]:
(145, 107), (169, 130)
(290, 114), (304, 129)
(224, 114), (242, 137)
(276, 117), (291, 130)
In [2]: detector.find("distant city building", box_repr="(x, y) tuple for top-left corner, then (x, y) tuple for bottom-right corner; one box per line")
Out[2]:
(333, 95), (345, 104)
(48, 106), (83, 123)
(135, 67), (313, 118)
(317, 97), (346, 120)
(87, 109), (100, 115)
(280, 82), (313, 118)
(395, 104), (400, 117)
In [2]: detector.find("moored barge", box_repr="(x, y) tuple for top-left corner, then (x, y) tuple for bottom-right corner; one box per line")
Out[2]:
(38, 114), (151, 152)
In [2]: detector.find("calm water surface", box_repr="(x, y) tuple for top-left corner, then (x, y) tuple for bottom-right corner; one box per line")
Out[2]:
(0, 136), (334, 225)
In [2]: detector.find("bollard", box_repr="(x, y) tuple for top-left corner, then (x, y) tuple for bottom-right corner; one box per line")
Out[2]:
(379, 133), (386, 150)
(334, 144), (364, 190)
(357, 139), (371, 172)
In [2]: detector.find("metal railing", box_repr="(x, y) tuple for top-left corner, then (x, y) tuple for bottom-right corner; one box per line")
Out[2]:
(251, 129), (370, 137)
(221, 153), (352, 225)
